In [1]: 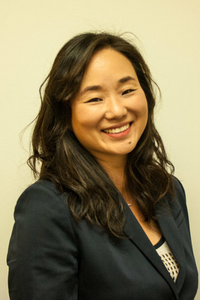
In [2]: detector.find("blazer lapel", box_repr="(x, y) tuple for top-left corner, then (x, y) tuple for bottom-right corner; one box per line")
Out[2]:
(121, 194), (182, 300)
(156, 199), (187, 294)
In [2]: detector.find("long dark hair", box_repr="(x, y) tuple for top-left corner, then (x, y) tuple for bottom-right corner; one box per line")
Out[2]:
(28, 32), (174, 237)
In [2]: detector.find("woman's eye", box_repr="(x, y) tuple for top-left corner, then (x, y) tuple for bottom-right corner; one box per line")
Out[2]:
(87, 98), (102, 103)
(122, 89), (135, 95)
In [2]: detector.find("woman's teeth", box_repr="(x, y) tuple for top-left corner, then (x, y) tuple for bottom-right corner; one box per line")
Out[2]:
(103, 123), (130, 134)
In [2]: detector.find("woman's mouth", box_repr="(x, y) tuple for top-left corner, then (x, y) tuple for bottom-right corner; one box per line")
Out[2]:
(102, 123), (131, 134)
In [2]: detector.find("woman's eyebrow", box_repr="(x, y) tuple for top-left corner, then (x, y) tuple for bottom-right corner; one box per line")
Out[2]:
(80, 76), (136, 96)
(118, 76), (136, 84)
(80, 85), (102, 96)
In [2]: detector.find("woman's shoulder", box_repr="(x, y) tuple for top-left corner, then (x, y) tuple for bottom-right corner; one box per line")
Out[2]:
(167, 176), (191, 226)
(171, 176), (187, 208)
(15, 179), (71, 219)
(157, 176), (187, 217)
(172, 176), (186, 197)
(20, 179), (63, 196)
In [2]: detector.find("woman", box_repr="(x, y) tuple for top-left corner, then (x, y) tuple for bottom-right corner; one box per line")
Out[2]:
(7, 32), (198, 300)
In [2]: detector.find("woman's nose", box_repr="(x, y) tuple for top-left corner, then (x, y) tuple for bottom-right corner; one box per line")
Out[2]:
(104, 97), (127, 119)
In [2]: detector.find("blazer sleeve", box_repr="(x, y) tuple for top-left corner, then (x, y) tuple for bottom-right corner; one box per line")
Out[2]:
(7, 181), (78, 300)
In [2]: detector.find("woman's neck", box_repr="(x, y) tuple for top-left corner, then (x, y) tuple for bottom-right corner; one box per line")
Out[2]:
(96, 155), (138, 209)
(96, 155), (127, 194)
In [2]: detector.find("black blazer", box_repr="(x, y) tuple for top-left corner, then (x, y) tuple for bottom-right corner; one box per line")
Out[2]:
(7, 178), (198, 300)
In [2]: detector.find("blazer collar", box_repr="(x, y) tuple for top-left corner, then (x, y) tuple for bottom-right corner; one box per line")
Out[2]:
(122, 194), (186, 299)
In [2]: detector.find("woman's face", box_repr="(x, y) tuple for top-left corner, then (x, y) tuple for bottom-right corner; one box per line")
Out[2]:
(71, 48), (148, 163)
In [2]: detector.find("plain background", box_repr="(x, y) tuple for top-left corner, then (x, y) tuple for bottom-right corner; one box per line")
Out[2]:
(1, 0), (200, 298)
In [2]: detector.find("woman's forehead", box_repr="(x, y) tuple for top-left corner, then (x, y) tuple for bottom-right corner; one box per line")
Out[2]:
(79, 48), (138, 89)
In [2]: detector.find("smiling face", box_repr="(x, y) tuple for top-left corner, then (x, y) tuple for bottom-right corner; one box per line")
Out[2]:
(71, 48), (148, 164)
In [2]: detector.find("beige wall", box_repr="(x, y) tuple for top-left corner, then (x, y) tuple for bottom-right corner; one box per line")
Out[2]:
(1, 0), (200, 298)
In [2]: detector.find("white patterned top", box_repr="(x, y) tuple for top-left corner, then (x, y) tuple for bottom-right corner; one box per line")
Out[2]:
(155, 237), (180, 282)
